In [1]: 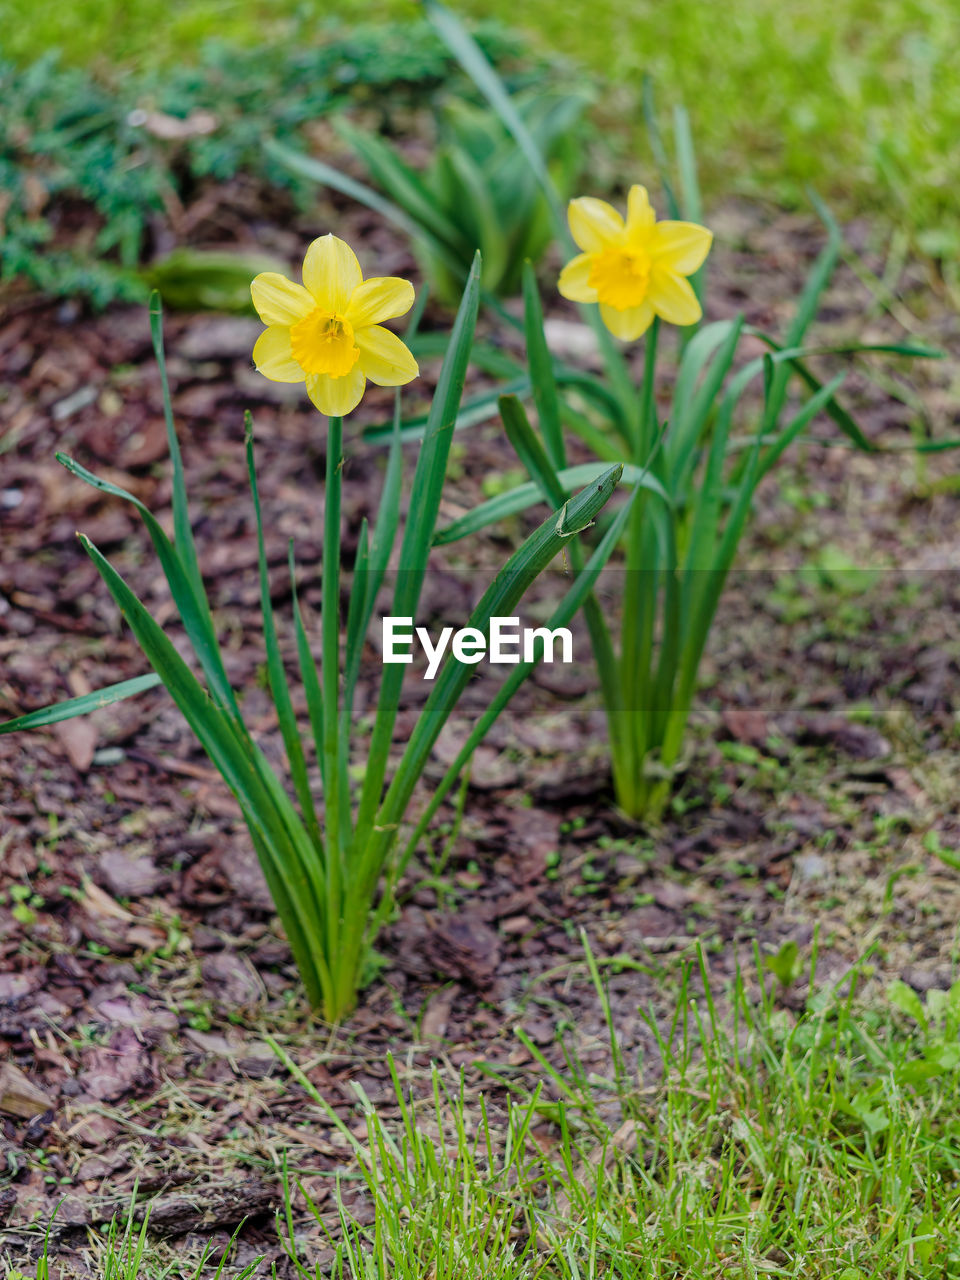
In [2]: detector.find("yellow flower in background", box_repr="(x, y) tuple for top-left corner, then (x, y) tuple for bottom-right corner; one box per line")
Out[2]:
(558, 186), (713, 342)
(250, 234), (419, 417)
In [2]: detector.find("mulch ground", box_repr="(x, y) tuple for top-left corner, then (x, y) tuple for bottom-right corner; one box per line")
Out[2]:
(1, 176), (959, 1274)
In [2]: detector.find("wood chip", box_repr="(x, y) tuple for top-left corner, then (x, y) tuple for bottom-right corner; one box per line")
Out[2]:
(0, 1062), (53, 1118)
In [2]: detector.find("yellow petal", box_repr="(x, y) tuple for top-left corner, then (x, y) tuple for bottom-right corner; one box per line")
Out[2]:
(647, 268), (702, 326)
(302, 234), (362, 313)
(250, 273), (314, 326)
(346, 276), (415, 328)
(305, 367), (366, 417)
(557, 253), (599, 303)
(355, 325), (419, 387)
(252, 326), (306, 382)
(568, 197), (624, 252)
(626, 185), (655, 233)
(599, 301), (655, 342)
(650, 222), (713, 276)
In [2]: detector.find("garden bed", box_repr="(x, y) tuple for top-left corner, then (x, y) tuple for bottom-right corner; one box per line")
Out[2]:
(1, 174), (959, 1274)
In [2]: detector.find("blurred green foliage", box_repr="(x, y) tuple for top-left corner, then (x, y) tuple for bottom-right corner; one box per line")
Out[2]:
(0, 20), (533, 306)
(274, 90), (590, 303)
(7, 0), (956, 262)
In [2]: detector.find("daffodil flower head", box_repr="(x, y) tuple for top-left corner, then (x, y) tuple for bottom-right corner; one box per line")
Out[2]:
(558, 186), (713, 342)
(250, 234), (419, 417)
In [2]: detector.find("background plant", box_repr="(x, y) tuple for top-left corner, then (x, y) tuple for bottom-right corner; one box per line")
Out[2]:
(0, 268), (624, 1021)
(0, 19), (543, 307)
(269, 87), (590, 303)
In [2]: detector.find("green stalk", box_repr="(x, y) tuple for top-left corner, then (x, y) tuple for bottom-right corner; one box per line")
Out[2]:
(616, 322), (659, 815)
(322, 414), (344, 965)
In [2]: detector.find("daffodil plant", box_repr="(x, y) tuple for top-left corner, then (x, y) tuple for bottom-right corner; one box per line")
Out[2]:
(427, 0), (940, 821)
(0, 238), (623, 1020)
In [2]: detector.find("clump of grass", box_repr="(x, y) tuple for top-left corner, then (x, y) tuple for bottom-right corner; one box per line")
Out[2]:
(2, 1201), (262, 1280)
(18, 941), (959, 1276)
(281, 938), (960, 1279)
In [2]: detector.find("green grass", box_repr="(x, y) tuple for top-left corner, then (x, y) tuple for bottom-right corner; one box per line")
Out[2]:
(6, 0), (959, 256)
(301, 943), (960, 1280)
(30, 941), (960, 1277)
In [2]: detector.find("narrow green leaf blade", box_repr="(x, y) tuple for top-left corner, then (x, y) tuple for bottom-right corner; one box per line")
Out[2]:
(375, 463), (624, 847)
(149, 293), (205, 602)
(399, 484), (640, 868)
(0, 674), (162, 735)
(521, 260), (566, 472)
(78, 533), (330, 1009)
(354, 255), (482, 849)
(56, 452), (242, 725)
(500, 395), (566, 508)
(434, 462), (670, 545)
(246, 421), (323, 852)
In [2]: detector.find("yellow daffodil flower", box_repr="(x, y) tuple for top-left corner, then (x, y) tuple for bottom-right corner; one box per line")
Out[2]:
(250, 234), (419, 417)
(558, 186), (713, 342)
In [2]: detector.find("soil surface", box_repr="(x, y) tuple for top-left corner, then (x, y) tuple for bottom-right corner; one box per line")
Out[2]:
(1, 175), (959, 1274)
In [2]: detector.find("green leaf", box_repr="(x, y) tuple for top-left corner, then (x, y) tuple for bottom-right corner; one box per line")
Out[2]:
(434, 462), (670, 545)
(371, 462), (625, 880)
(400, 479), (639, 871)
(522, 260), (565, 472)
(77, 532), (330, 1011)
(423, 0), (566, 240)
(500, 395), (566, 508)
(149, 293), (206, 602)
(335, 117), (470, 258)
(887, 979), (927, 1031)
(246, 419), (322, 852)
(641, 77), (680, 219)
(289, 542), (325, 794)
(764, 940), (803, 988)
(265, 139), (467, 285)
(665, 318), (743, 495)
(56, 453), (243, 727)
(353, 254), (482, 853)
(0, 674), (162, 735)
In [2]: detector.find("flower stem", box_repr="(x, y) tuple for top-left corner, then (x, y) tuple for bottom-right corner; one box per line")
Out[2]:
(322, 414), (343, 967)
